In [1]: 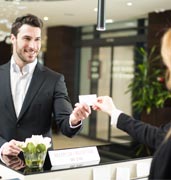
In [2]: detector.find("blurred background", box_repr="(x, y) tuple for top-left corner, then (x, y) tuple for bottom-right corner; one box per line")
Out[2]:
(1, 0), (171, 158)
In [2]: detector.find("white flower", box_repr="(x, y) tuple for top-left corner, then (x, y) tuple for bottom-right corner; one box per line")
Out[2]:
(20, 135), (51, 150)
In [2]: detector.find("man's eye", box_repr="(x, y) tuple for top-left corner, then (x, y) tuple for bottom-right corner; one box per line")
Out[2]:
(24, 37), (30, 41)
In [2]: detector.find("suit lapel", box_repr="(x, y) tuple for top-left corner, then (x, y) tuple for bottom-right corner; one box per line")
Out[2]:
(18, 63), (46, 120)
(1, 62), (17, 120)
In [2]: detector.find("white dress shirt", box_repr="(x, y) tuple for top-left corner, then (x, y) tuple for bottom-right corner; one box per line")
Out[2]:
(10, 57), (37, 117)
(0, 57), (37, 159)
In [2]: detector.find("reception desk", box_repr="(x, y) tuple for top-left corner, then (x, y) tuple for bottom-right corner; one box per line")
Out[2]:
(0, 144), (152, 180)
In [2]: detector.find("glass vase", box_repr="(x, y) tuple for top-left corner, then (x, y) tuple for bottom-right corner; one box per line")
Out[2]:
(23, 151), (47, 169)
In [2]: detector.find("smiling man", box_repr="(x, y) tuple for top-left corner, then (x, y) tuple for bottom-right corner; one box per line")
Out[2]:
(11, 20), (41, 68)
(0, 14), (91, 157)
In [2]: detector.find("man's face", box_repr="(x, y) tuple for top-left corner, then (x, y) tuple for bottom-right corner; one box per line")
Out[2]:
(11, 24), (41, 66)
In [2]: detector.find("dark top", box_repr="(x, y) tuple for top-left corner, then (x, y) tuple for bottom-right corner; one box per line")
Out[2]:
(118, 113), (171, 179)
(149, 138), (171, 179)
(117, 113), (171, 149)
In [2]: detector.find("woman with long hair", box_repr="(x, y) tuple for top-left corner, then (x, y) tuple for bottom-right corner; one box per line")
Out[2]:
(92, 29), (171, 179)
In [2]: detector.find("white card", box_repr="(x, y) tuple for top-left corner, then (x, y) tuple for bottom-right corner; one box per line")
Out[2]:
(79, 94), (97, 106)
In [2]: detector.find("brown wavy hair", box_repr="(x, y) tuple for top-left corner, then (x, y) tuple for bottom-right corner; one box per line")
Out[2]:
(161, 28), (171, 90)
(161, 29), (171, 140)
(11, 14), (43, 37)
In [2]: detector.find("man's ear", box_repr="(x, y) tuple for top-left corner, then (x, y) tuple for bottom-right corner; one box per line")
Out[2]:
(10, 34), (16, 43)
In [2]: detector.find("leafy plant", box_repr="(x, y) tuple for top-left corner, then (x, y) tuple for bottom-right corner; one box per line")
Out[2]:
(19, 135), (51, 169)
(21, 142), (46, 153)
(127, 46), (171, 114)
(19, 135), (51, 153)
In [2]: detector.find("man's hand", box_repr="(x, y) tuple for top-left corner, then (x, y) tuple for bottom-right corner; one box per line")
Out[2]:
(1, 155), (25, 170)
(1, 140), (22, 156)
(70, 103), (91, 126)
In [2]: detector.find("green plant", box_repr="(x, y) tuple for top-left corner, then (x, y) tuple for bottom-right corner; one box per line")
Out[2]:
(19, 135), (51, 153)
(19, 135), (51, 169)
(127, 46), (171, 114)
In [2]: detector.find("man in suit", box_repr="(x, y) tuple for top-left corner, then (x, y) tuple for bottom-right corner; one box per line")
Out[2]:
(92, 96), (170, 150)
(0, 14), (91, 156)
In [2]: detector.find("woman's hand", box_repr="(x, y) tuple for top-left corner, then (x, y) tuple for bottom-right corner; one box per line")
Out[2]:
(92, 96), (116, 116)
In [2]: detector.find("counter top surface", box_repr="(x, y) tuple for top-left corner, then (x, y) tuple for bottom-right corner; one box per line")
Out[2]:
(0, 143), (150, 176)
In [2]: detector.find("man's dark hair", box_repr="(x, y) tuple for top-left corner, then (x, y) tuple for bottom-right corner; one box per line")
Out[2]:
(11, 14), (43, 36)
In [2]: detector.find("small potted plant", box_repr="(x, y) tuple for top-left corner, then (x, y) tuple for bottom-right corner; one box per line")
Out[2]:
(20, 135), (51, 169)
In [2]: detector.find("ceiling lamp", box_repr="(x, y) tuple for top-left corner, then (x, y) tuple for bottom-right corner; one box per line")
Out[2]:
(96, 0), (106, 31)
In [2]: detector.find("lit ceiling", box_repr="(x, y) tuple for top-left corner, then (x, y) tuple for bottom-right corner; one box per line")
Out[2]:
(1, 0), (171, 29)
(0, 0), (171, 43)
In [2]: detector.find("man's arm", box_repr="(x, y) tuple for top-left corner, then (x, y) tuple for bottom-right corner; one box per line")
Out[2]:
(53, 74), (91, 137)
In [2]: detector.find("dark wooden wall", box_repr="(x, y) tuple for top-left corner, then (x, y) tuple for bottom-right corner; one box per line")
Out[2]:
(46, 26), (77, 106)
(0, 41), (12, 65)
(148, 10), (171, 58)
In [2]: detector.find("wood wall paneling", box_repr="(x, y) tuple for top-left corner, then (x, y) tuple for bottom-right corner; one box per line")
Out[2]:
(0, 41), (12, 65)
(46, 26), (77, 105)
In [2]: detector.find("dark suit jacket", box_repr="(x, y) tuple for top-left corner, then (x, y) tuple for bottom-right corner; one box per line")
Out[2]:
(0, 61), (82, 147)
(117, 113), (171, 149)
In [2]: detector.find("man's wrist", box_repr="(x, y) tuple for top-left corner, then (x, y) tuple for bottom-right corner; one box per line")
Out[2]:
(69, 115), (82, 128)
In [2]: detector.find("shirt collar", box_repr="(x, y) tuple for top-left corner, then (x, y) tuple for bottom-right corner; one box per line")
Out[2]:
(10, 56), (37, 74)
